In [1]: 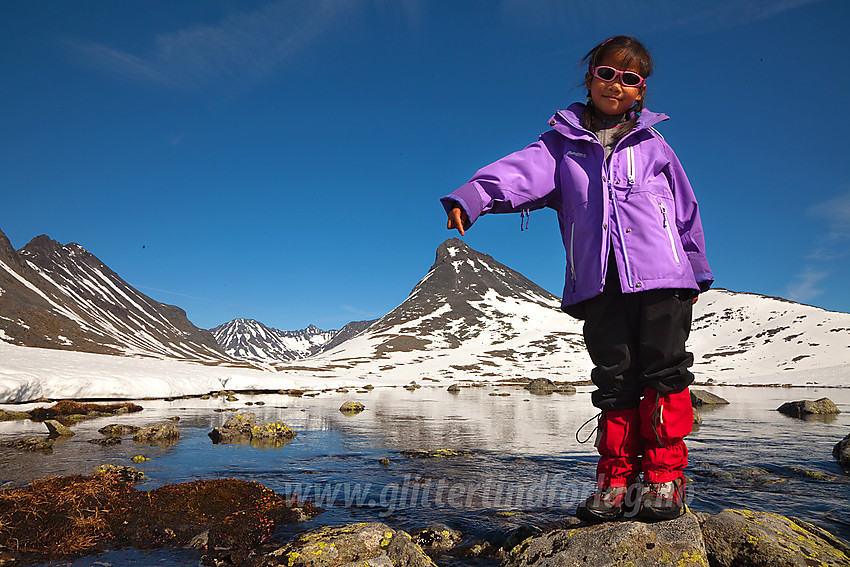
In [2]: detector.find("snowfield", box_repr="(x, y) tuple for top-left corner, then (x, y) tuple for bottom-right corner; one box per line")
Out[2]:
(1, 288), (848, 404)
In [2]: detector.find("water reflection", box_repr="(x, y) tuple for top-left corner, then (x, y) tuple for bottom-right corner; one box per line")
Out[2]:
(0, 384), (848, 567)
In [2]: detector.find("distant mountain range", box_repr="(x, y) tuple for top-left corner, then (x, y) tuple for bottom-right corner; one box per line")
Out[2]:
(2, 227), (849, 383)
(209, 319), (375, 363)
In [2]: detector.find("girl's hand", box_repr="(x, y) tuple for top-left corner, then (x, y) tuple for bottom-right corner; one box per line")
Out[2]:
(446, 206), (469, 236)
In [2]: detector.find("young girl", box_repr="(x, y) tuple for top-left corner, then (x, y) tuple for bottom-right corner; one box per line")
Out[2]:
(441, 36), (712, 522)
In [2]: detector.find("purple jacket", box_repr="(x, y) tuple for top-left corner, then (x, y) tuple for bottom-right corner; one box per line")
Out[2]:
(441, 103), (713, 311)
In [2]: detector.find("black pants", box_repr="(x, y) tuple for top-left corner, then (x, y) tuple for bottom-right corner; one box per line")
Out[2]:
(580, 259), (695, 411)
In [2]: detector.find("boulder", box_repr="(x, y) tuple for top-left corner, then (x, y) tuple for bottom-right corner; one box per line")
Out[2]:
(554, 384), (577, 394)
(339, 401), (366, 414)
(257, 522), (435, 567)
(777, 397), (841, 417)
(209, 413), (257, 444)
(447, 384), (461, 393)
(690, 389), (729, 406)
(250, 421), (297, 447)
(524, 378), (556, 395)
(98, 424), (142, 437)
(699, 509), (850, 567)
(44, 420), (74, 438)
(133, 422), (180, 446)
(503, 513), (707, 567)
(834, 433), (850, 469)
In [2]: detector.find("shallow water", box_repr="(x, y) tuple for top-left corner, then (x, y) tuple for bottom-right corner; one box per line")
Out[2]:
(1, 384), (849, 566)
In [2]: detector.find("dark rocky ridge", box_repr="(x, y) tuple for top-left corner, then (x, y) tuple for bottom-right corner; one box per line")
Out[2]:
(0, 228), (228, 361)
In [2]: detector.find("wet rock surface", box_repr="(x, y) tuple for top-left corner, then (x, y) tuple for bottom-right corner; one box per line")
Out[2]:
(410, 523), (463, 552)
(698, 509), (850, 567)
(777, 397), (841, 417)
(835, 433), (850, 469)
(208, 413), (297, 447)
(98, 423), (142, 436)
(252, 522), (435, 567)
(133, 421), (180, 446)
(503, 513), (706, 567)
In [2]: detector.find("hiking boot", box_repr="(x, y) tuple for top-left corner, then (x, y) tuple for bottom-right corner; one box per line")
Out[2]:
(638, 477), (686, 521)
(576, 485), (628, 522)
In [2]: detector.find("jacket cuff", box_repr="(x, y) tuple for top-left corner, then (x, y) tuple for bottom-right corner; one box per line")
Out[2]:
(441, 182), (485, 226)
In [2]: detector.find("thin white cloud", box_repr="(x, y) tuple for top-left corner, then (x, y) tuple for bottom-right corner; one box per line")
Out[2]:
(786, 189), (850, 303)
(64, 1), (355, 92)
(786, 267), (828, 303)
(808, 191), (850, 242)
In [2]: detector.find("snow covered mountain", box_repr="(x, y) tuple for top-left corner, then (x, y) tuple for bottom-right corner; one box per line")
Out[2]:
(0, 229), (229, 362)
(210, 319), (337, 362)
(210, 318), (377, 363)
(267, 238), (850, 386)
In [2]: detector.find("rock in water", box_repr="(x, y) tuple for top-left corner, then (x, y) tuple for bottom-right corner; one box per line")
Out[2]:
(339, 401), (365, 414)
(208, 413), (257, 444)
(690, 389), (729, 406)
(525, 378), (556, 394)
(777, 397), (840, 417)
(133, 422), (179, 446)
(503, 513), (707, 567)
(258, 522), (436, 567)
(835, 433), (850, 469)
(699, 509), (850, 567)
(44, 420), (74, 438)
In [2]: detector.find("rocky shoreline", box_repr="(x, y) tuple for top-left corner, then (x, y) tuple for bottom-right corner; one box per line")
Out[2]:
(0, 392), (848, 566)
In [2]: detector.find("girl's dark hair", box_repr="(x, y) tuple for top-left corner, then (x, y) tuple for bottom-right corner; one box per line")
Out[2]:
(581, 35), (653, 134)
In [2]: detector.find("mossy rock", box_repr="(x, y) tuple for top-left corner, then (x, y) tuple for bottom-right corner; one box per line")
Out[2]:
(401, 449), (472, 459)
(410, 523), (463, 552)
(777, 398), (840, 417)
(446, 384), (461, 393)
(94, 464), (146, 483)
(98, 424), (142, 437)
(504, 513), (707, 567)
(133, 422), (179, 447)
(259, 522), (435, 567)
(44, 420), (74, 438)
(699, 509), (850, 567)
(0, 410), (31, 422)
(339, 401), (365, 414)
(251, 421), (296, 448)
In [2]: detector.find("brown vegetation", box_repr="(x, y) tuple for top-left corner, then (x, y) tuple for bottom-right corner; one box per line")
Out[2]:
(0, 472), (319, 563)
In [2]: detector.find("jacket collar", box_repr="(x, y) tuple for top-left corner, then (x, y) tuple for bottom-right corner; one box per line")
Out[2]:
(549, 102), (669, 140)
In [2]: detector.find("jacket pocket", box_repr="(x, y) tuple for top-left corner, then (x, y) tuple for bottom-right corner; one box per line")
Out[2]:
(658, 203), (680, 264)
(568, 222), (577, 292)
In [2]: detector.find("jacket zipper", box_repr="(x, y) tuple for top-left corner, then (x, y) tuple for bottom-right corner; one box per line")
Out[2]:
(569, 222), (577, 292)
(659, 203), (680, 264)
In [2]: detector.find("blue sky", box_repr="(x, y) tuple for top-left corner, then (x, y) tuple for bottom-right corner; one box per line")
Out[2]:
(2, 0), (849, 332)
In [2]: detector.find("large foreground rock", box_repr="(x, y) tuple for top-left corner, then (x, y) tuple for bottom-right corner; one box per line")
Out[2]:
(255, 522), (435, 567)
(699, 509), (850, 566)
(503, 513), (707, 567)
